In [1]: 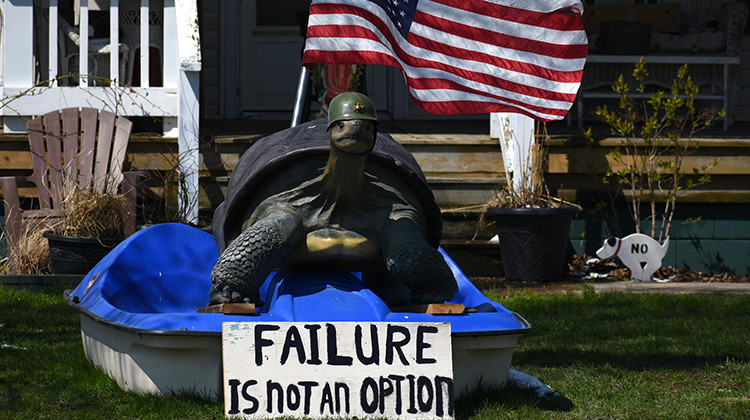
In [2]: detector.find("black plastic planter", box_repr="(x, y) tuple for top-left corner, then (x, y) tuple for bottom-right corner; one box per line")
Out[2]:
(487, 206), (578, 282)
(44, 232), (122, 275)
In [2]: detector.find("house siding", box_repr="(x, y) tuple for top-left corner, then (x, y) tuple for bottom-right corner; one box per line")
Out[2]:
(199, 0), (222, 118)
(736, 34), (750, 121)
(568, 203), (750, 276)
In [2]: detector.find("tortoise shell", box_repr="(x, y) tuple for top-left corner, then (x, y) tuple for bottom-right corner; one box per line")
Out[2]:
(212, 119), (442, 253)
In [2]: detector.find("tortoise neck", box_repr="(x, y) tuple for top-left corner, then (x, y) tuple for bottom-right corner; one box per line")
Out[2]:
(322, 147), (368, 200)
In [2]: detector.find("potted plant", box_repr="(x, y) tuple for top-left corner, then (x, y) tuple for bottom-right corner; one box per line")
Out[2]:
(485, 115), (580, 282)
(43, 183), (131, 275)
(585, 59), (720, 281)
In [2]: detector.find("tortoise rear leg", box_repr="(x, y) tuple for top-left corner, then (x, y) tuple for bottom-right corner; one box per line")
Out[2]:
(381, 219), (458, 305)
(210, 209), (304, 306)
(362, 270), (413, 308)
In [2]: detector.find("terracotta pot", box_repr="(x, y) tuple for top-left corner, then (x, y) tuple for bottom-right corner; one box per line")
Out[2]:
(487, 206), (578, 282)
(44, 232), (123, 275)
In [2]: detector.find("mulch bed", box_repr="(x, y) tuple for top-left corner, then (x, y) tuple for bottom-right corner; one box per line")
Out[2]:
(565, 254), (750, 283)
(470, 254), (750, 289)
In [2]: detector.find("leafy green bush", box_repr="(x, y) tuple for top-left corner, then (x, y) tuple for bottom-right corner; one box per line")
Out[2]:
(584, 59), (721, 242)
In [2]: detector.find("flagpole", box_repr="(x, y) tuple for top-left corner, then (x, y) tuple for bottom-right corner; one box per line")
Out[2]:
(291, 66), (310, 128)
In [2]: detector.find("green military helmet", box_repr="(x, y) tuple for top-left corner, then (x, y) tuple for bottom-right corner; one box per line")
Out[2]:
(327, 92), (378, 129)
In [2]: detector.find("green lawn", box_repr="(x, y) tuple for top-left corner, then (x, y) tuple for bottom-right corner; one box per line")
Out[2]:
(1, 285), (748, 419)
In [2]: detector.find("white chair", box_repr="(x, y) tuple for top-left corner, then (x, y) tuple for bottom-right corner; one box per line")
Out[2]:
(59, 16), (129, 85)
(119, 6), (164, 86)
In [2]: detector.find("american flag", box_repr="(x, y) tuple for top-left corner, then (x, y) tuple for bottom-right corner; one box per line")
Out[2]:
(302, 0), (588, 121)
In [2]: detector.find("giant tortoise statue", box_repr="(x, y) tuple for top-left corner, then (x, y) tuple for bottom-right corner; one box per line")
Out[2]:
(210, 92), (458, 307)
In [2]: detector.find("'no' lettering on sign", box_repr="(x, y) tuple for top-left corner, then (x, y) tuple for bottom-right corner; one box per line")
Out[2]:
(222, 321), (454, 419)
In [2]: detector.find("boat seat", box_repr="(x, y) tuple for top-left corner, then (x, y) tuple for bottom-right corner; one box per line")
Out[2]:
(100, 224), (218, 314)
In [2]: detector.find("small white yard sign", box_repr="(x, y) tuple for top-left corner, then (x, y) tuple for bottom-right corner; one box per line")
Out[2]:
(596, 233), (670, 281)
(222, 322), (454, 419)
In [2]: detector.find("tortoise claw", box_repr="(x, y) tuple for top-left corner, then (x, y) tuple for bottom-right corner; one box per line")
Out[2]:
(208, 283), (262, 306)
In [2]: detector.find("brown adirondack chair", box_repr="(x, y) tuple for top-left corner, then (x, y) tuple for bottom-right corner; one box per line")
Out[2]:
(0, 107), (139, 272)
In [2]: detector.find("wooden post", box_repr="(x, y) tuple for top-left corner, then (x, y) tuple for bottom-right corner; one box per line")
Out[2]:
(110, 0), (120, 85)
(49, 0), (59, 86)
(175, 0), (202, 224)
(79, 0), (90, 86)
(140, 0), (150, 88)
(2, 0), (35, 132)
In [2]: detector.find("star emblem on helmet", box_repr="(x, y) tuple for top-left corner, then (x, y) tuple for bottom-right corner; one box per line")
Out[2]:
(353, 102), (364, 113)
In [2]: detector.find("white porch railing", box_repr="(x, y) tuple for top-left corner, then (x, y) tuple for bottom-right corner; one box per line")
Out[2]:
(0, 0), (201, 223)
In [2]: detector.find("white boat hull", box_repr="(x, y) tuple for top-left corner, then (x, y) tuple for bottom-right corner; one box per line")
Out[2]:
(80, 315), (523, 400)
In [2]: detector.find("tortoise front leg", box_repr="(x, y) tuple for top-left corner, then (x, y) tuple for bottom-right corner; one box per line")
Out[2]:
(209, 209), (304, 306)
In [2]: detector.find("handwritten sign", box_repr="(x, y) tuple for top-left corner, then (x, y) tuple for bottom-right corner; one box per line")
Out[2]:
(222, 322), (454, 419)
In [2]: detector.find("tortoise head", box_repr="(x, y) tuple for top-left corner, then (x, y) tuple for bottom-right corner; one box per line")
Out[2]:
(328, 92), (378, 155)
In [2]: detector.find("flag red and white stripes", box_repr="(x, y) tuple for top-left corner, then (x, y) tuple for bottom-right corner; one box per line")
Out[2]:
(303, 0), (588, 121)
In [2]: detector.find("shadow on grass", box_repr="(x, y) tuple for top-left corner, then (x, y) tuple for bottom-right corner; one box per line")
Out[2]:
(455, 382), (574, 419)
(499, 292), (750, 373)
(0, 376), (23, 413)
(515, 349), (749, 372)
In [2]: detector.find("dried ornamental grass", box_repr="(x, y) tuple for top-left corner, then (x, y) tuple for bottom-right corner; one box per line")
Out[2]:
(8, 226), (51, 274)
(0, 180), (130, 274)
(474, 122), (580, 238)
(58, 185), (130, 239)
(489, 121), (572, 209)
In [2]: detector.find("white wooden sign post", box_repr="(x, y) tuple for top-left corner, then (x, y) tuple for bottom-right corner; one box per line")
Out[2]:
(223, 322), (454, 419)
(490, 113), (536, 196)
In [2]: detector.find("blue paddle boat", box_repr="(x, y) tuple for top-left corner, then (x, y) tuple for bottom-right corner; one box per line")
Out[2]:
(64, 223), (530, 400)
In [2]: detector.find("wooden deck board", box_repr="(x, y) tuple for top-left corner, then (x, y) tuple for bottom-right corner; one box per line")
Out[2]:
(2, 120), (749, 210)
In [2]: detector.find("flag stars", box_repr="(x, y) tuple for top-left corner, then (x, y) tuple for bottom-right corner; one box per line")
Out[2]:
(372, 0), (417, 38)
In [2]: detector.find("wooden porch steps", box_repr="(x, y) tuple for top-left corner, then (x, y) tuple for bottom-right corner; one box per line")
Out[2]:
(2, 121), (750, 229)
